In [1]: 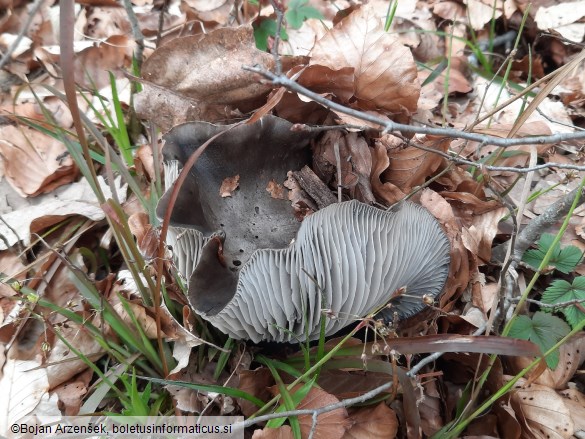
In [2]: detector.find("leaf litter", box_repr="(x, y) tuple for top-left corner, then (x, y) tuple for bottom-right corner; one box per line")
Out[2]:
(1, 0), (585, 437)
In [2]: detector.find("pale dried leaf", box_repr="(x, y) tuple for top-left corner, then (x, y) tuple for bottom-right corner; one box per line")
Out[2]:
(0, 358), (58, 432)
(0, 176), (127, 250)
(370, 142), (405, 205)
(466, 0), (503, 30)
(507, 376), (573, 438)
(310, 4), (420, 117)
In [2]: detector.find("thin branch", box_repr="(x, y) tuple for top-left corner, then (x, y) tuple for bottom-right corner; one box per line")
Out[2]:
(244, 65), (585, 147)
(240, 379), (394, 429)
(512, 296), (585, 309)
(491, 185), (585, 262)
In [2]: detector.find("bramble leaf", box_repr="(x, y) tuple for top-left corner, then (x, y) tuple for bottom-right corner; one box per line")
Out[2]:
(285, 0), (323, 29)
(508, 311), (570, 369)
(541, 277), (585, 329)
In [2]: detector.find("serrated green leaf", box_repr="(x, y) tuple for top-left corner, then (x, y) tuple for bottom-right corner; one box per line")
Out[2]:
(555, 245), (584, 273)
(508, 311), (570, 369)
(285, 0), (324, 29)
(522, 233), (583, 274)
(542, 277), (585, 329)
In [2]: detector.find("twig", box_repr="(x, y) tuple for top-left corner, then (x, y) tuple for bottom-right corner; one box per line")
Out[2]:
(491, 185), (585, 262)
(0, 0), (45, 71)
(243, 65), (585, 147)
(239, 379), (394, 429)
(511, 296), (585, 309)
(334, 140), (342, 202)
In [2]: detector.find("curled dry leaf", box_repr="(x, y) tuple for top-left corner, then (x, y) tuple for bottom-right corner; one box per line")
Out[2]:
(420, 189), (472, 308)
(343, 403), (398, 439)
(219, 175), (240, 198)
(506, 376), (574, 439)
(378, 134), (450, 194)
(266, 179), (286, 200)
(310, 4), (420, 119)
(268, 385), (350, 439)
(128, 212), (159, 260)
(0, 124), (77, 197)
(313, 131), (375, 203)
(370, 142), (405, 205)
(137, 26), (281, 128)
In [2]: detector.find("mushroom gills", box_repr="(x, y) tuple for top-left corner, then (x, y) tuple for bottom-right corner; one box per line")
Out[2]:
(176, 200), (450, 343)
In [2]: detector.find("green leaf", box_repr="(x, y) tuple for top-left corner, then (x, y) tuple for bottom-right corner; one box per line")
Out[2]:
(508, 311), (570, 369)
(285, 0), (324, 29)
(541, 277), (585, 329)
(253, 19), (289, 51)
(522, 233), (583, 274)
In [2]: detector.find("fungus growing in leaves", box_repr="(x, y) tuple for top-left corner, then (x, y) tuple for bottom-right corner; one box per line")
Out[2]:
(158, 116), (450, 343)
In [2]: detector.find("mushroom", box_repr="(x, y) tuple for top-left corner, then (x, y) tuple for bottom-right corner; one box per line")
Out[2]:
(158, 116), (451, 343)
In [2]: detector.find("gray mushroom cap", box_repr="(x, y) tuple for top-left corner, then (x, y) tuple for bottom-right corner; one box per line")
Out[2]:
(158, 116), (451, 343)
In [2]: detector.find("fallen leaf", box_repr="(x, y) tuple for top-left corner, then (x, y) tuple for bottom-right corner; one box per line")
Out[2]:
(220, 175), (240, 198)
(507, 376), (574, 439)
(0, 124), (77, 197)
(266, 179), (286, 200)
(268, 385), (350, 439)
(343, 403), (398, 439)
(0, 176), (127, 250)
(310, 4), (420, 118)
(137, 26), (289, 127)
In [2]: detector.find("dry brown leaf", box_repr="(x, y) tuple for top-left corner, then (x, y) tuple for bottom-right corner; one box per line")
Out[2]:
(266, 179), (286, 200)
(0, 124), (77, 197)
(343, 403), (398, 439)
(507, 376), (574, 438)
(137, 26), (280, 127)
(310, 4), (420, 118)
(379, 134), (450, 193)
(0, 251), (26, 298)
(370, 142), (405, 205)
(45, 321), (104, 389)
(420, 189), (472, 307)
(268, 385), (350, 439)
(220, 175), (240, 198)
(252, 426), (294, 439)
(128, 212), (159, 260)
(238, 368), (273, 417)
(460, 207), (507, 263)
(284, 171), (316, 220)
(52, 369), (92, 416)
(318, 370), (393, 400)
(313, 131), (374, 203)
